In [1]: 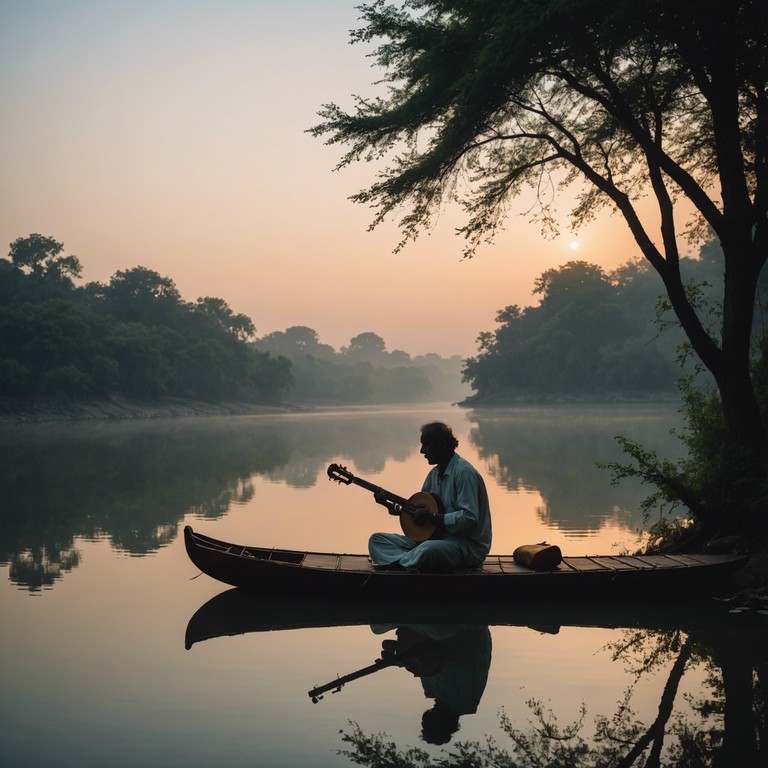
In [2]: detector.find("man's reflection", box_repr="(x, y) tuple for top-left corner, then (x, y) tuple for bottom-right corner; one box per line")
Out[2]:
(371, 623), (492, 744)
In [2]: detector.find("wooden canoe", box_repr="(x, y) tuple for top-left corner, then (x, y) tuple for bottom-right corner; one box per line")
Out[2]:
(184, 526), (747, 600)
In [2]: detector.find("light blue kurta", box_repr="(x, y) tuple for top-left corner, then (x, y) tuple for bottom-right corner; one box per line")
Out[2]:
(368, 453), (492, 571)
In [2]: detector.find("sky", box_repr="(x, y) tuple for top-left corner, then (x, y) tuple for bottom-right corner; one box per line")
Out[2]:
(1, 0), (658, 358)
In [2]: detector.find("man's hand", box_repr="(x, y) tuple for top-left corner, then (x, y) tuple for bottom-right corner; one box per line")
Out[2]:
(413, 508), (436, 527)
(374, 488), (401, 515)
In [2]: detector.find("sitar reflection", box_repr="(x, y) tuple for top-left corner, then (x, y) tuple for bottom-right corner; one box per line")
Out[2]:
(309, 623), (492, 745)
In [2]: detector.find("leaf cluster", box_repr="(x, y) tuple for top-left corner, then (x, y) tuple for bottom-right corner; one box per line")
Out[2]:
(312, 1), (767, 258)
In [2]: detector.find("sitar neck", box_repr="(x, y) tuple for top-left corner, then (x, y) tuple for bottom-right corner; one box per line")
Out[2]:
(350, 477), (414, 512)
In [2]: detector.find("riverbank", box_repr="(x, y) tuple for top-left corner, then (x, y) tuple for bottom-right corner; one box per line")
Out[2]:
(459, 391), (682, 406)
(0, 394), (303, 423)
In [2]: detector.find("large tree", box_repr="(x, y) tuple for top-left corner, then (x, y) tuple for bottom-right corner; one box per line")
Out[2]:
(312, 0), (767, 461)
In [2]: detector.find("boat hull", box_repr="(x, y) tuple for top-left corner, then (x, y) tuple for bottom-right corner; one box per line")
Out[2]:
(183, 526), (747, 600)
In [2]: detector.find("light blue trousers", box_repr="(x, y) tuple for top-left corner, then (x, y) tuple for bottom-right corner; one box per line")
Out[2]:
(368, 532), (468, 571)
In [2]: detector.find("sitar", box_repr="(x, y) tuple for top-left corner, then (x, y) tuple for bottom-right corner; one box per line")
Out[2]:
(327, 463), (441, 542)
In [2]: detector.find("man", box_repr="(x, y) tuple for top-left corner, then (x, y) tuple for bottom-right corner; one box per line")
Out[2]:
(368, 421), (492, 571)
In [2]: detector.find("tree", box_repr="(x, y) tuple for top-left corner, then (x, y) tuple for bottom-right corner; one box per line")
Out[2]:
(5, 235), (83, 304)
(97, 266), (183, 325)
(193, 297), (255, 342)
(312, 0), (767, 463)
(342, 331), (388, 362)
(8, 234), (82, 283)
(255, 325), (336, 361)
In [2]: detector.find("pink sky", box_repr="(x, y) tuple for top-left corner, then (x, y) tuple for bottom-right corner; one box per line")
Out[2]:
(0, 1), (675, 357)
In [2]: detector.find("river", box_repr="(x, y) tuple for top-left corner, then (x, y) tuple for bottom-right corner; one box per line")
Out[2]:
(0, 404), (765, 766)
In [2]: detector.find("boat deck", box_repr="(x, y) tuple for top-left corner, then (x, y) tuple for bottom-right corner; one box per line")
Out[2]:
(222, 541), (738, 575)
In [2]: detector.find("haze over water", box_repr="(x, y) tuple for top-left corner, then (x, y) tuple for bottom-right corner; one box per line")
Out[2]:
(3, 404), (763, 767)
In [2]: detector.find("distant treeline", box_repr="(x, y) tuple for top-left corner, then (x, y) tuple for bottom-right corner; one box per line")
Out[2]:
(6, 233), (760, 409)
(0, 234), (465, 406)
(253, 327), (466, 403)
(462, 238), (768, 403)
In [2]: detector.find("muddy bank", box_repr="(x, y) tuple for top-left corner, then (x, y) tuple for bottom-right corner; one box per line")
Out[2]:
(0, 394), (303, 423)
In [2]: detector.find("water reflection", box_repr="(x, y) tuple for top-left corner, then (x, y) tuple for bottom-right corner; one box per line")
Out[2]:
(468, 405), (683, 535)
(0, 411), (420, 590)
(485, 621), (768, 768)
(0, 418), (288, 589)
(0, 405), (684, 590)
(187, 591), (766, 765)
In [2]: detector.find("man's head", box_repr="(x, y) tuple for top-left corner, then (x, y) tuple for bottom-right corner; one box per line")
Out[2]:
(419, 422), (458, 467)
(421, 700), (460, 745)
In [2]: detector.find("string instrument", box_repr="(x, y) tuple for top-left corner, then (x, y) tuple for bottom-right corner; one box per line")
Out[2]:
(327, 463), (441, 542)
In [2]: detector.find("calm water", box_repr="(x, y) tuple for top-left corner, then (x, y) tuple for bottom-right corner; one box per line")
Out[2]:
(0, 404), (765, 766)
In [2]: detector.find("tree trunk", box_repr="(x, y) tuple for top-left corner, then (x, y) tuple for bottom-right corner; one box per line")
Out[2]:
(714, 361), (767, 455)
(663, 248), (766, 457)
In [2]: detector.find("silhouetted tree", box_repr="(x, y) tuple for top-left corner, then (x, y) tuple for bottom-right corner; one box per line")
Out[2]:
(312, 0), (768, 530)
(256, 325), (337, 361)
(253, 327), (463, 403)
(193, 297), (256, 342)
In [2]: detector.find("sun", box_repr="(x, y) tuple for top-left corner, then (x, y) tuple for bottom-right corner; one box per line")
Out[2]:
(570, 240), (580, 250)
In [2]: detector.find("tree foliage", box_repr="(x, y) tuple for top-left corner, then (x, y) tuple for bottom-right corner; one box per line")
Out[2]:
(0, 235), (465, 407)
(9, 234), (82, 284)
(463, 259), (671, 399)
(0, 235), (292, 403)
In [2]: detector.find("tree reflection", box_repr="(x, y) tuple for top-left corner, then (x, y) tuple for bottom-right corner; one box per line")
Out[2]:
(9, 544), (80, 591)
(339, 620), (767, 767)
(467, 406), (684, 536)
(0, 420), (290, 590)
(0, 411), (421, 590)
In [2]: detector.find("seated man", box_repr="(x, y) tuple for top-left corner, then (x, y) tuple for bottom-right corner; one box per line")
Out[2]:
(368, 421), (492, 572)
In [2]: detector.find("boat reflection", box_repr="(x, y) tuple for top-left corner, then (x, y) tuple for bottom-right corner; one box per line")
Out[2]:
(186, 590), (768, 762)
(184, 588), (743, 649)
